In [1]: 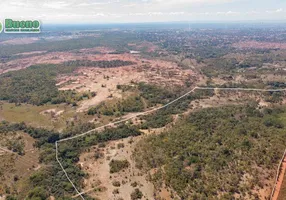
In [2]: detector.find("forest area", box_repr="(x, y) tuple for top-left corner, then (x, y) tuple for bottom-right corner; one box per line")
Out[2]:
(134, 105), (286, 199)
(0, 59), (136, 105)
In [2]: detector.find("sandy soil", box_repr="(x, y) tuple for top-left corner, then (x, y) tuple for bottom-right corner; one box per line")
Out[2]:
(59, 66), (147, 112)
(78, 136), (155, 200)
(15, 51), (47, 56)
(0, 47), (197, 114)
(190, 89), (278, 111)
(40, 108), (64, 117)
(54, 53), (196, 112)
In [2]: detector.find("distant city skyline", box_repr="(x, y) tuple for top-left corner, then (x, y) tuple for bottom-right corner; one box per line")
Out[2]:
(0, 0), (285, 24)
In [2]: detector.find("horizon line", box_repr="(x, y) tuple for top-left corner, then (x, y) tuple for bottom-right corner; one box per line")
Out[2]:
(42, 20), (286, 26)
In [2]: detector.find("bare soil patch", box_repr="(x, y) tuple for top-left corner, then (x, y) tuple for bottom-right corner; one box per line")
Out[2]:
(79, 136), (155, 200)
(276, 156), (286, 200)
(0, 38), (39, 45)
(55, 53), (196, 111)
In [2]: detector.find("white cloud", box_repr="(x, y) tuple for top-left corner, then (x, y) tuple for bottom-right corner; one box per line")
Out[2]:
(0, 0), (285, 23)
(169, 12), (185, 15)
(153, 0), (233, 5)
(122, 4), (137, 7)
(77, 2), (111, 6)
(216, 11), (240, 15)
(246, 10), (260, 15)
(9, 1), (27, 6)
(128, 12), (185, 16)
(266, 8), (283, 14)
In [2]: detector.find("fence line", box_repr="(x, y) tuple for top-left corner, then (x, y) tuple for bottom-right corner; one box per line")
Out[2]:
(55, 87), (286, 199)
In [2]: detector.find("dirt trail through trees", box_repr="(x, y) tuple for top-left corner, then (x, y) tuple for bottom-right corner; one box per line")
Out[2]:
(272, 155), (286, 200)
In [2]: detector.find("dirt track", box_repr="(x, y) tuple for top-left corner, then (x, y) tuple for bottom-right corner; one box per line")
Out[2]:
(273, 156), (286, 200)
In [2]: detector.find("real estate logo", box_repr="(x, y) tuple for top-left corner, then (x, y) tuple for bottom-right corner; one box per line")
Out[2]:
(4, 19), (41, 33)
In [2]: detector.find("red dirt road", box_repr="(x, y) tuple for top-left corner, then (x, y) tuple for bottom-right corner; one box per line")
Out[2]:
(273, 156), (286, 200)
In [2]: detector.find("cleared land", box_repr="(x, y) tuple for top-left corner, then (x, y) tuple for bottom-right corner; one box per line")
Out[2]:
(0, 102), (94, 131)
(79, 136), (154, 200)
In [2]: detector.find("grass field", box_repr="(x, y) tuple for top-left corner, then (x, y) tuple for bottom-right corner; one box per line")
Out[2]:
(0, 101), (123, 132)
(0, 102), (93, 131)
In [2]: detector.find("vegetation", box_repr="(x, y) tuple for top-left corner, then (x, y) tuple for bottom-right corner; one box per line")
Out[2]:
(116, 84), (135, 92)
(6, 139), (25, 155)
(139, 88), (214, 129)
(0, 121), (60, 149)
(0, 58), (136, 106)
(112, 180), (121, 187)
(0, 32), (139, 62)
(131, 182), (138, 187)
(63, 60), (136, 68)
(117, 143), (125, 149)
(130, 188), (143, 200)
(1, 26), (286, 199)
(0, 121), (141, 198)
(109, 159), (130, 173)
(135, 105), (286, 199)
(0, 64), (94, 105)
(138, 82), (177, 106)
(26, 187), (48, 200)
(88, 96), (144, 116)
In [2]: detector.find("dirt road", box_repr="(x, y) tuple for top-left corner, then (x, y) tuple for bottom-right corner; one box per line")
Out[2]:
(272, 155), (286, 200)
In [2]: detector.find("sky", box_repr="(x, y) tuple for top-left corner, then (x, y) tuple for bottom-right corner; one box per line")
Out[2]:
(0, 0), (285, 24)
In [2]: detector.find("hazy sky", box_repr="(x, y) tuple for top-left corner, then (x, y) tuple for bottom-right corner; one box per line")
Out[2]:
(0, 0), (285, 24)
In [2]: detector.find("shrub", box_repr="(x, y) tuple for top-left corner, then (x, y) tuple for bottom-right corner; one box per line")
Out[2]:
(117, 143), (125, 149)
(131, 188), (143, 200)
(112, 181), (121, 187)
(109, 159), (130, 173)
(131, 182), (138, 187)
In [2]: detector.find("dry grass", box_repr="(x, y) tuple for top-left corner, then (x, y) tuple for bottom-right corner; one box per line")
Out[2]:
(79, 136), (155, 200)
(0, 102), (94, 131)
(0, 132), (40, 197)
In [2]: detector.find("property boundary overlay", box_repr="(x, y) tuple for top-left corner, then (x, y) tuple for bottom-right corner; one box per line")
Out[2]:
(55, 87), (286, 200)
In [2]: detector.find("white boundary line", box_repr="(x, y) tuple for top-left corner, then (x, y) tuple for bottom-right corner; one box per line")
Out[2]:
(55, 142), (83, 199)
(55, 87), (286, 199)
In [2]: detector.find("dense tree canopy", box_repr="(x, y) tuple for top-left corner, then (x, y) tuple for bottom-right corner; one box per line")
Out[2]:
(135, 105), (286, 199)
